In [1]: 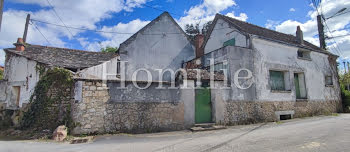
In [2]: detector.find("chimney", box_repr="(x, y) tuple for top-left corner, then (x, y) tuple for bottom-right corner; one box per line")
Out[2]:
(195, 34), (204, 58)
(296, 26), (304, 45)
(13, 38), (25, 51)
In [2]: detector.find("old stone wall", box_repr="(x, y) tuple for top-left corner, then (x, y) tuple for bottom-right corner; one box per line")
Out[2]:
(222, 100), (342, 125)
(104, 102), (184, 133)
(71, 80), (186, 135)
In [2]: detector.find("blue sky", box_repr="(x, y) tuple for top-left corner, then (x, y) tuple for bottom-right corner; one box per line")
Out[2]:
(1, 0), (350, 67)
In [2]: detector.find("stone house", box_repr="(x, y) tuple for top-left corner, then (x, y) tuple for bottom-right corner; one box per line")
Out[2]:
(0, 12), (342, 134)
(0, 40), (118, 109)
(184, 13), (341, 123)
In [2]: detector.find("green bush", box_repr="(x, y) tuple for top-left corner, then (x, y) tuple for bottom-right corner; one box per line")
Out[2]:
(341, 84), (350, 111)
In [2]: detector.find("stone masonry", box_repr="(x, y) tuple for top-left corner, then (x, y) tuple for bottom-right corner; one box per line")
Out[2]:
(71, 80), (185, 135)
(223, 100), (342, 125)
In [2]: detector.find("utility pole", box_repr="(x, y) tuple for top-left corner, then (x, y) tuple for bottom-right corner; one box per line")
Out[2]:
(316, 8), (347, 51)
(23, 14), (30, 43)
(0, 0), (4, 31)
(317, 15), (326, 50)
(344, 62), (347, 73)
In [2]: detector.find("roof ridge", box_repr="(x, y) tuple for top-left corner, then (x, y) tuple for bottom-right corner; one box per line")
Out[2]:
(220, 14), (296, 38)
(28, 44), (117, 55)
(119, 11), (192, 51)
(218, 13), (323, 51)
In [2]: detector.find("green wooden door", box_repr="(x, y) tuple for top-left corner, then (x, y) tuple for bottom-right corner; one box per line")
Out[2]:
(195, 88), (212, 123)
(294, 74), (301, 99)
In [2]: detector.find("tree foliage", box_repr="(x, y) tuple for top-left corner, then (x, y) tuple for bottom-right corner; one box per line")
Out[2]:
(101, 46), (119, 53)
(339, 72), (350, 111)
(184, 21), (213, 42)
(185, 23), (200, 41)
(201, 21), (213, 36)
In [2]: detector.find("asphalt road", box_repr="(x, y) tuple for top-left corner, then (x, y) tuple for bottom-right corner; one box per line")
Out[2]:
(1, 114), (350, 152)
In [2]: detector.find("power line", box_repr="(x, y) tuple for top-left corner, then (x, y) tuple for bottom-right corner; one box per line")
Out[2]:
(312, 0), (344, 56)
(31, 19), (136, 34)
(324, 18), (344, 56)
(327, 33), (350, 39)
(46, 0), (74, 38)
(328, 10), (350, 19)
(142, 4), (183, 17)
(31, 18), (232, 35)
(30, 21), (52, 45)
(323, 16), (343, 55)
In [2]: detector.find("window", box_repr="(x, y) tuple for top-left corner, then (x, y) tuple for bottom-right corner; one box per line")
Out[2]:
(223, 38), (235, 47)
(270, 71), (286, 91)
(297, 50), (311, 60)
(294, 73), (307, 99)
(325, 76), (333, 86)
(116, 59), (121, 75)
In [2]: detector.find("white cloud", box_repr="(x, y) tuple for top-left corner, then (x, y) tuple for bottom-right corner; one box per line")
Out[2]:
(0, 0), (152, 65)
(265, 20), (280, 29)
(203, 0), (236, 14)
(289, 8), (296, 12)
(93, 0), (246, 52)
(0, 10), (65, 48)
(85, 19), (150, 51)
(0, 0), (246, 66)
(226, 12), (248, 21)
(177, 0), (244, 28)
(266, 0), (350, 58)
(275, 20), (302, 34)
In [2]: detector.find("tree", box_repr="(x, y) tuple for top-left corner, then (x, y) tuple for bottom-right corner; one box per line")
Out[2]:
(185, 21), (213, 42)
(339, 72), (350, 112)
(185, 23), (200, 41)
(101, 46), (118, 53)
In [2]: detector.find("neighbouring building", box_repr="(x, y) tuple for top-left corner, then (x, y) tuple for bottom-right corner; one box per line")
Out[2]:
(184, 14), (342, 125)
(0, 12), (342, 134)
(0, 38), (118, 109)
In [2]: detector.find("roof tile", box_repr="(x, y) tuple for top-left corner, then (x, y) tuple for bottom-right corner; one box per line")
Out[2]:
(4, 45), (118, 70)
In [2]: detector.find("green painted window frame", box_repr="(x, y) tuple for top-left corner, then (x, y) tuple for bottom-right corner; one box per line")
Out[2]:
(269, 70), (286, 91)
(223, 38), (236, 47)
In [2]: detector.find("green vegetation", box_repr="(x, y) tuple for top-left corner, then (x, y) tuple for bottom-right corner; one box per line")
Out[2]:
(331, 113), (339, 116)
(185, 21), (213, 42)
(0, 69), (3, 80)
(339, 73), (350, 112)
(20, 68), (74, 132)
(101, 46), (119, 53)
(276, 121), (284, 125)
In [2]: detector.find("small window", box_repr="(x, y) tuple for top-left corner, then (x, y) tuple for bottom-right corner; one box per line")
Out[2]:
(297, 50), (311, 60)
(325, 76), (333, 86)
(223, 38), (235, 47)
(270, 71), (286, 91)
(116, 59), (121, 75)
